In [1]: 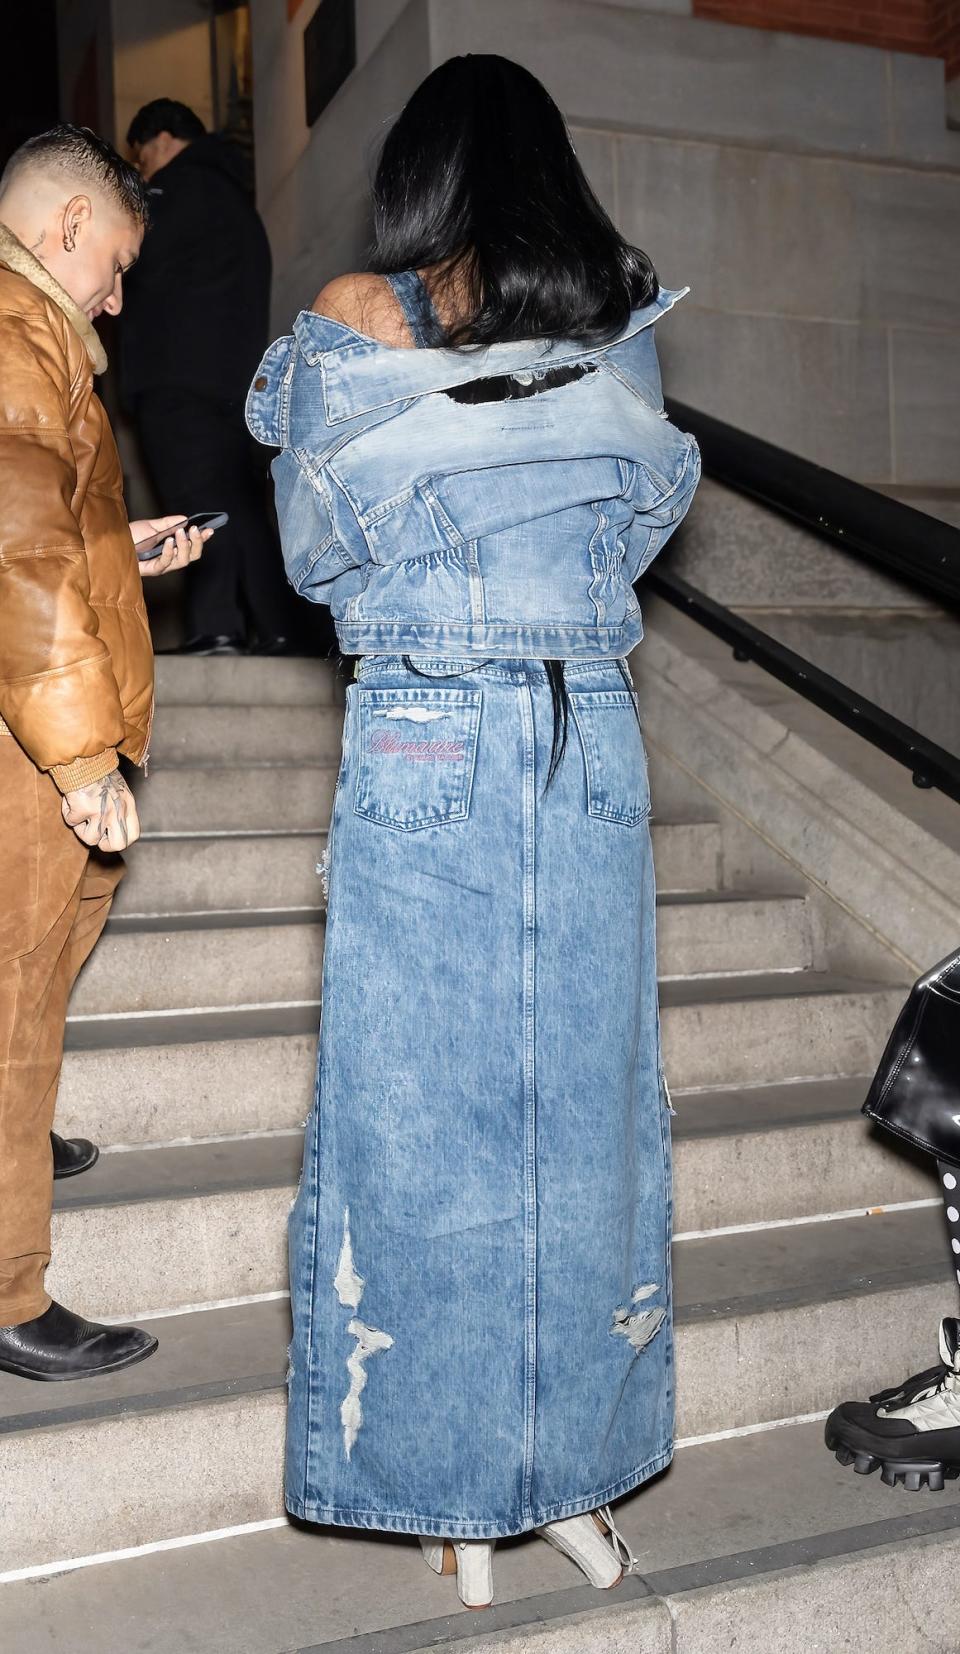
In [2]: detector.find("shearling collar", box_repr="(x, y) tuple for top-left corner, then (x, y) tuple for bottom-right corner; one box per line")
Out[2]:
(0, 221), (107, 375)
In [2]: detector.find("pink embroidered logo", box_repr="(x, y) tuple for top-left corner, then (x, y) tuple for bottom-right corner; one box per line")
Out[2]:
(370, 732), (466, 763)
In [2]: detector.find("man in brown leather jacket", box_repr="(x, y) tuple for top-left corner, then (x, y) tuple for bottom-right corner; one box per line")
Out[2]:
(0, 126), (210, 1382)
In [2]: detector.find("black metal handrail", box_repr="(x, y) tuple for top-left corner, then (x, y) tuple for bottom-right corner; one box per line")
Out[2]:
(642, 402), (960, 801)
(664, 398), (960, 608)
(643, 569), (960, 804)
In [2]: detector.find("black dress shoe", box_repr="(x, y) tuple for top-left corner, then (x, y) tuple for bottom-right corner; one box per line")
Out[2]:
(0, 1301), (158, 1382)
(51, 1130), (99, 1179)
(179, 634), (245, 655)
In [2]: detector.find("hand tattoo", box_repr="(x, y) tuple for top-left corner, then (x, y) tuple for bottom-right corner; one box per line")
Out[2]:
(97, 772), (130, 848)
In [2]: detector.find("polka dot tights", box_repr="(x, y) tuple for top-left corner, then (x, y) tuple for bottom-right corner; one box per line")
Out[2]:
(938, 1162), (960, 1283)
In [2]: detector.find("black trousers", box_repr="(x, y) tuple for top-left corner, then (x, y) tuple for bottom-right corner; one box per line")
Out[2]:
(134, 388), (297, 642)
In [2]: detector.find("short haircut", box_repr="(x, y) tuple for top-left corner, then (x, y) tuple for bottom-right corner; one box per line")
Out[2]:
(127, 100), (206, 149)
(0, 124), (148, 221)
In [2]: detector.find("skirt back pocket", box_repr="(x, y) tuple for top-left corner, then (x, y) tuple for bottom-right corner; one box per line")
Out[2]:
(569, 690), (650, 826)
(355, 686), (482, 830)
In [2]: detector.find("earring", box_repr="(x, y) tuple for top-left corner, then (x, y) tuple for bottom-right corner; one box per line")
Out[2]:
(63, 229), (76, 253)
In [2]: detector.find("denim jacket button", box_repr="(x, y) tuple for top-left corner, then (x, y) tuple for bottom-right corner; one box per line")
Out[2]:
(254, 376), (268, 391)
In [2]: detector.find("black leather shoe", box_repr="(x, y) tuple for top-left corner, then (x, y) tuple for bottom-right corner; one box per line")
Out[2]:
(250, 635), (297, 656)
(0, 1301), (158, 1382)
(178, 634), (245, 655)
(51, 1130), (99, 1179)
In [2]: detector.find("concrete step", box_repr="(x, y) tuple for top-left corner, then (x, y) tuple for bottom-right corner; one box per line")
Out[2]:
(672, 1076), (935, 1232)
(153, 655), (341, 707)
(148, 705), (344, 768)
(657, 891), (812, 977)
(659, 972), (903, 1090)
(134, 763), (339, 835)
(110, 820), (726, 919)
(53, 1081), (931, 1233)
(57, 975), (905, 1146)
(145, 704), (706, 805)
(45, 1081), (936, 1316)
(133, 756), (711, 836)
(48, 1137), (297, 1316)
(5, 1419), (960, 1651)
(58, 1020), (315, 1148)
(74, 893), (812, 1017)
(70, 920), (325, 1017)
(2, 1204), (952, 1573)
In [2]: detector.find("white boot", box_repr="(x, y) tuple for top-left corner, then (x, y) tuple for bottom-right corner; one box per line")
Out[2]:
(419, 1536), (495, 1609)
(535, 1504), (633, 1588)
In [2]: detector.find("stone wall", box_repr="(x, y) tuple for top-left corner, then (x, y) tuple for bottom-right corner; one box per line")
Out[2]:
(692, 0), (960, 79)
(249, 0), (960, 495)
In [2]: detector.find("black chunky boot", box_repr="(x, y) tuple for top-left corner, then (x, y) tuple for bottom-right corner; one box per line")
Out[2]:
(825, 1318), (960, 1492)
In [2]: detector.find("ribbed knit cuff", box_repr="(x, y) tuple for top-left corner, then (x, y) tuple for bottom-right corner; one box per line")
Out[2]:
(49, 748), (119, 794)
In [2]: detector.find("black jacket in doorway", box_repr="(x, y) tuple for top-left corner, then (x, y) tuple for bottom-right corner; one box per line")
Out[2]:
(120, 135), (271, 404)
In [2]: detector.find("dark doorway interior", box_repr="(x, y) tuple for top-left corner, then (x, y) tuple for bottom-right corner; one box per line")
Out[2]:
(1, 4), (60, 171)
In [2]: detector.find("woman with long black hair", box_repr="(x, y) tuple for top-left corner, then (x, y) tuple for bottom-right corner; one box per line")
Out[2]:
(247, 54), (700, 1610)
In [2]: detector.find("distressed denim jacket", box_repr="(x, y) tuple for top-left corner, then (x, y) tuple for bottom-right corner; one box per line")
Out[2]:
(246, 283), (700, 658)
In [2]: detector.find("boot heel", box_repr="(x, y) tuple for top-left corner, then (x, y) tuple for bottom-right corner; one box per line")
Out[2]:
(419, 1537), (457, 1576)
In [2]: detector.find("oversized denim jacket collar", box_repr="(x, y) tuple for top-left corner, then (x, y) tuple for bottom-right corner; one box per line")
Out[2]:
(292, 286), (689, 426)
(248, 282), (701, 662)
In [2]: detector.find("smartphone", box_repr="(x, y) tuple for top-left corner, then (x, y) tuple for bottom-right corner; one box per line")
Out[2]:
(135, 511), (230, 561)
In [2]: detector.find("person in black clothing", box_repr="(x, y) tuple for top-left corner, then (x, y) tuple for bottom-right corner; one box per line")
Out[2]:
(123, 99), (297, 654)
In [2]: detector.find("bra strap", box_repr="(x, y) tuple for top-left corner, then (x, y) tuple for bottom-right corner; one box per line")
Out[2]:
(385, 270), (440, 347)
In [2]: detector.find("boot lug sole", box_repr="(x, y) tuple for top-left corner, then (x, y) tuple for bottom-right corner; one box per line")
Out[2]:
(826, 1427), (960, 1492)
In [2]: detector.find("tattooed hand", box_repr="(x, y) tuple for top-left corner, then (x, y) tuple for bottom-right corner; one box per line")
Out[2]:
(62, 770), (142, 851)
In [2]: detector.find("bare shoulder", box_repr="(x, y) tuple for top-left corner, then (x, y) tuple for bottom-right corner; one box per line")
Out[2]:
(311, 271), (411, 347)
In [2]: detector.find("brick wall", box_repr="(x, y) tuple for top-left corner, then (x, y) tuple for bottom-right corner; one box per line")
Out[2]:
(692, 0), (960, 79)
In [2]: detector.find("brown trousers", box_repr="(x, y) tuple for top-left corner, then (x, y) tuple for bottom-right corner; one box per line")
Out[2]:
(0, 733), (123, 1324)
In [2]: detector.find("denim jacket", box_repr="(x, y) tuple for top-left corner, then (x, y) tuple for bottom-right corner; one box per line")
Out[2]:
(246, 282), (700, 658)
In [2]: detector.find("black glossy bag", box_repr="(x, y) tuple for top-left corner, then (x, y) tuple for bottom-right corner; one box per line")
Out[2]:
(862, 946), (960, 1168)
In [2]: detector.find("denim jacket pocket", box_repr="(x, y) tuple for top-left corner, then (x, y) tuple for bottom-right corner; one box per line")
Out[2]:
(355, 686), (482, 830)
(569, 690), (651, 825)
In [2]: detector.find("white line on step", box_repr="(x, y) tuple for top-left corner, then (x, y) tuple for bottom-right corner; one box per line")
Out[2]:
(100, 1128), (303, 1154)
(99, 1290), (290, 1325)
(68, 999), (321, 1023)
(142, 829), (326, 841)
(0, 1519), (290, 1586)
(114, 906), (320, 922)
(674, 1195), (940, 1242)
(670, 1070), (866, 1097)
(658, 966), (809, 982)
(676, 1409), (830, 1450)
(0, 1408), (838, 1587)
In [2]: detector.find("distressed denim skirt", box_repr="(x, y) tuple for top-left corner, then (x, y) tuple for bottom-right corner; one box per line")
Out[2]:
(285, 655), (674, 1538)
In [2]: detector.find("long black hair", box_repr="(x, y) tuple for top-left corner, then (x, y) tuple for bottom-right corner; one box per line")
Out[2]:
(370, 53), (658, 350)
(372, 55), (653, 781)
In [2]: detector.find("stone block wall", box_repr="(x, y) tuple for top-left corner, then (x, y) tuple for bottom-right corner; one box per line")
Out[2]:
(692, 0), (960, 80)
(249, 0), (960, 494)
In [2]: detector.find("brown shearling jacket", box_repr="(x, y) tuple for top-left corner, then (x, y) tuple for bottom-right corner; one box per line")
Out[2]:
(0, 224), (154, 792)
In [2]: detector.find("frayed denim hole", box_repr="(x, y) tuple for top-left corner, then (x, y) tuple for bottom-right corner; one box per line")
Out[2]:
(332, 1208), (394, 1459)
(610, 1285), (667, 1354)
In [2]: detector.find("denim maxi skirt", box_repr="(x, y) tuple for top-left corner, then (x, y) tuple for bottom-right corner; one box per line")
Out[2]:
(285, 655), (674, 1538)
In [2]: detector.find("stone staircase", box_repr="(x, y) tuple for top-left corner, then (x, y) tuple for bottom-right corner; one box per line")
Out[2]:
(3, 648), (958, 1654)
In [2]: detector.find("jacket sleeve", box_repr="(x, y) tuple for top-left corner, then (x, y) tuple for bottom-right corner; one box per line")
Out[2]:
(630, 435), (702, 583)
(0, 309), (123, 788)
(271, 448), (357, 604)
